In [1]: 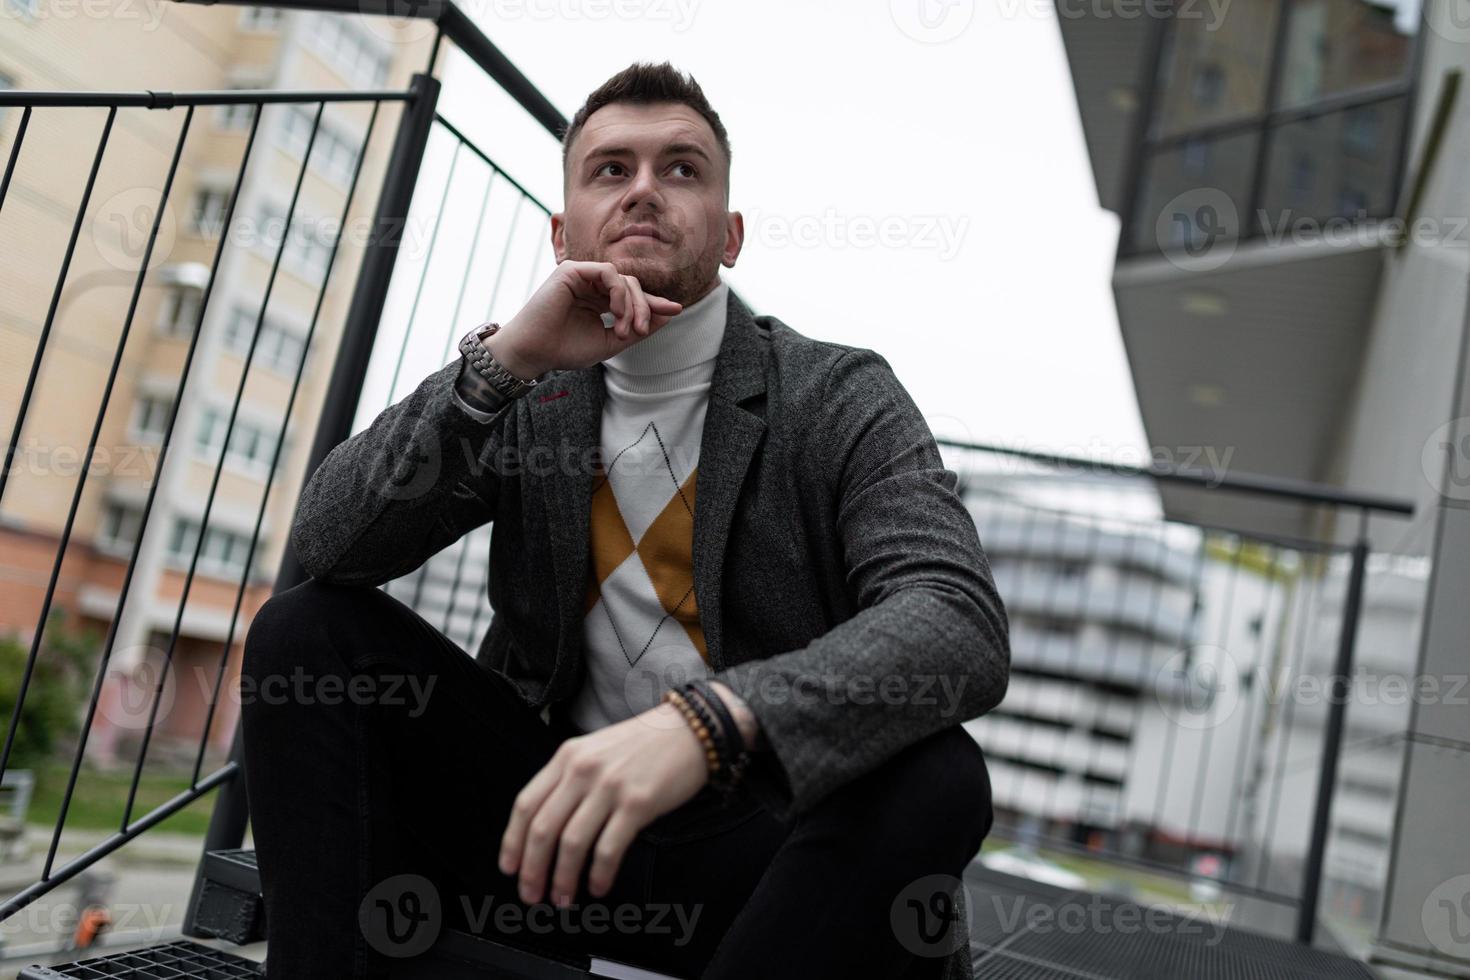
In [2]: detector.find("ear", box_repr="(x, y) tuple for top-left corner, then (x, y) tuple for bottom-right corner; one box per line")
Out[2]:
(721, 211), (744, 268)
(551, 212), (567, 263)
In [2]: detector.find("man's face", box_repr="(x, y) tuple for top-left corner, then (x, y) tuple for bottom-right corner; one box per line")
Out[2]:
(553, 102), (742, 308)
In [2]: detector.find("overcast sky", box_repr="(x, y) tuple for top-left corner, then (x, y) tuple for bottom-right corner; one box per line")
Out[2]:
(361, 0), (1147, 464)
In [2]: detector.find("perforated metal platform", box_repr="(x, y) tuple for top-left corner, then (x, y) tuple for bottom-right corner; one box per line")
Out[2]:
(966, 866), (1376, 979)
(19, 940), (264, 979)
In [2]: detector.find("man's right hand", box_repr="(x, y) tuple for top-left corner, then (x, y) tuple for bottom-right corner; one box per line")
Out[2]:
(482, 261), (684, 382)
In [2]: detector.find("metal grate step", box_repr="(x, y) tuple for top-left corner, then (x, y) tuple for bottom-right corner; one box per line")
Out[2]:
(19, 940), (264, 979)
(966, 866), (1376, 980)
(190, 849), (266, 946)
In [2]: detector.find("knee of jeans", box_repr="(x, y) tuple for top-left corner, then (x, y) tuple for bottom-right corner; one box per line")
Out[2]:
(873, 726), (994, 858)
(243, 578), (376, 682)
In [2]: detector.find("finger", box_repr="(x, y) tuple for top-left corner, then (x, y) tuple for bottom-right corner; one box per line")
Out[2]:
(499, 752), (566, 876)
(622, 275), (652, 336)
(517, 772), (593, 905)
(568, 262), (628, 334)
(587, 806), (646, 899)
(549, 786), (615, 907)
(614, 275), (638, 339)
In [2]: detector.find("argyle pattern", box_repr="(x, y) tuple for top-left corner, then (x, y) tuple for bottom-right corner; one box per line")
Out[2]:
(584, 420), (709, 666)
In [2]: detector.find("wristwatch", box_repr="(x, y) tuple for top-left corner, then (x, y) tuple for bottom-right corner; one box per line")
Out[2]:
(457, 321), (540, 401)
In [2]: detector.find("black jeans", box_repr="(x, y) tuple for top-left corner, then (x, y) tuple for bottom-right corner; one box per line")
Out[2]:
(240, 578), (993, 980)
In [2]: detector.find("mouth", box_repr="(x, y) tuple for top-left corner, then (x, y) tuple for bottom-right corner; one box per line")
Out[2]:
(614, 225), (669, 244)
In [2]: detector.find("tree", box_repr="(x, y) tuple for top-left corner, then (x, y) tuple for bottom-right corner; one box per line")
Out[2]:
(0, 609), (98, 770)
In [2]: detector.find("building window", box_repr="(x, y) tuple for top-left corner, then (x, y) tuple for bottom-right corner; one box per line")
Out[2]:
(239, 6), (283, 30)
(310, 13), (391, 89)
(1192, 64), (1223, 109)
(253, 202), (333, 280)
(156, 287), (201, 337)
(278, 105), (361, 185)
(98, 502), (144, 553)
(1132, 0), (1417, 254)
(217, 97), (258, 132)
(222, 305), (307, 375)
(1278, 0), (1414, 110)
(1181, 138), (1209, 177)
(128, 393), (173, 442)
(1289, 153), (1316, 208)
(1338, 186), (1369, 217)
(194, 407), (280, 472)
(1344, 108), (1379, 156)
(189, 187), (233, 236)
(167, 518), (256, 578)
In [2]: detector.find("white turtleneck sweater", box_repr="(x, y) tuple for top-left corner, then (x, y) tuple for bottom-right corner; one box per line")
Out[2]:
(569, 278), (730, 732)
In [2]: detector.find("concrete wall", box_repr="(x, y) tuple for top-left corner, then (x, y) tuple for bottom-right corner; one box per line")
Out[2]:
(1324, 12), (1470, 976)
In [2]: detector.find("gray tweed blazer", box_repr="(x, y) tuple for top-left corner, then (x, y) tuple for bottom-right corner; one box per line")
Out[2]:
(289, 287), (1010, 979)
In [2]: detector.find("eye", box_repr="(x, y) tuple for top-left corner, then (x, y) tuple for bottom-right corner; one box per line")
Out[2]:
(671, 162), (698, 179)
(594, 162), (627, 178)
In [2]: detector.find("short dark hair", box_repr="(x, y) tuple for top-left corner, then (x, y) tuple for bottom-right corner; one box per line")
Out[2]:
(561, 61), (731, 200)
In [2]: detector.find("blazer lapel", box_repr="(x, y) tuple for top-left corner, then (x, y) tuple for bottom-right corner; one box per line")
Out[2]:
(692, 290), (768, 670)
(537, 287), (768, 694)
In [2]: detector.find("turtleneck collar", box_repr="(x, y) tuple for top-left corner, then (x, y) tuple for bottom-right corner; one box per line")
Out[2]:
(601, 278), (728, 396)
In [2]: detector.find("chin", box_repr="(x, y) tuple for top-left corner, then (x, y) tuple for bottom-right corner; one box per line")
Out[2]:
(581, 246), (714, 308)
(603, 252), (675, 289)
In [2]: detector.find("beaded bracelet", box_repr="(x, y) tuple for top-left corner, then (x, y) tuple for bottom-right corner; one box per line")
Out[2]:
(680, 686), (723, 771)
(662, 688), (721, 778)
(687, 679), (749, 753)
(679, 681), (751, 791)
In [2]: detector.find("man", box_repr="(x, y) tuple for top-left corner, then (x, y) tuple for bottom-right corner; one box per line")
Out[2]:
(241, 61), (1009, 980)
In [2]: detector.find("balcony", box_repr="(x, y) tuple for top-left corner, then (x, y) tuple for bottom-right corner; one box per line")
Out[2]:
(0, 1), (1430, 977)
(1053, 0), (1429, 542)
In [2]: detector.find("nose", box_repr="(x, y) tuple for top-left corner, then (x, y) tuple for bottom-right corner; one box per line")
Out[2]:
(620, 163), (664, 213)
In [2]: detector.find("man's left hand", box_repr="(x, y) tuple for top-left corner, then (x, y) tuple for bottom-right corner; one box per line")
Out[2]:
(498, 701), (708, 907)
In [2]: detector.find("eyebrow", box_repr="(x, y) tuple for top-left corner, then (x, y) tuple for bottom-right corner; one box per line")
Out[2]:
(583, 141), (713, 167)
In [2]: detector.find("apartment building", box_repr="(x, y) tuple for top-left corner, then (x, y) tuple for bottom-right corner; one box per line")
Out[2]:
(0, 4), (433, 765)
(960, 470), (1289, 863)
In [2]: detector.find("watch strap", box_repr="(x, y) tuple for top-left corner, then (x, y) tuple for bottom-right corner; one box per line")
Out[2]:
(458, 322), (540, 401)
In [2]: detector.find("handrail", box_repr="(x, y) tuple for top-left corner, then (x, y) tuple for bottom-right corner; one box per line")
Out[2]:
(937, 437), (1416, 516)
(169, 0), (570, 137)
(0, 88), (412, 108)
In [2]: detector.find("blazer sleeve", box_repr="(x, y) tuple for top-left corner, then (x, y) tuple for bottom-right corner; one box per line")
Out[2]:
(712, 347), (1011, 820)
(288, 359), (517, 587)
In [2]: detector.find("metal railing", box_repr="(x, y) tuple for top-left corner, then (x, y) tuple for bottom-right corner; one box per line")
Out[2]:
(0, 0), (565, 943)
(937, 438), (1414, 944)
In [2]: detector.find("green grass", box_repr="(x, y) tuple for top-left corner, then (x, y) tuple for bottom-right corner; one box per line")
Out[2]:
(980, 837), (1221, 909)
(25, 762), (214, 837)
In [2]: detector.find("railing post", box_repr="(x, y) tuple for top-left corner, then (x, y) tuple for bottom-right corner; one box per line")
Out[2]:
(1295, 523), (1371, 944)
(181, 71), (442, 937)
